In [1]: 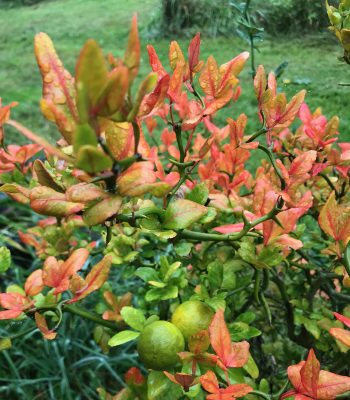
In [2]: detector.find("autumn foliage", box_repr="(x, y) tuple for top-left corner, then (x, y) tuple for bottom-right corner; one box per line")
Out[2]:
(0, 12), (350, 400)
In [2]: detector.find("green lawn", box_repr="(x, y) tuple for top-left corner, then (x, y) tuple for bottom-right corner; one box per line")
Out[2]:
(0, 0), (349, 144)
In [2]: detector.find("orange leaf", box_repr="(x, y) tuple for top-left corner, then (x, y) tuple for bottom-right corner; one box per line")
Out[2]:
(169, 41), (186, 71)
(7, 120), (73, 162)
(43, 248), (89, 294)
(317, 370), (350, 399)
(34, 32), (77, 143)
(199, 56), (220, 97)
(30, 186), (85, 217)
(0, 292), (32, 319)
(209, 309), (250, 369)
(25, 270), (44, 297)
(69, 255), (112, 302)
(0, 99), (17, 143)
(285, 349), (350, 400)
(83, 195), (122, 226)
(35, 312), (57, 340)
(254, 65), (267, 105)
(329, 327), (350, 347)
(124, 14), (140, 83)
(117, 161), (157, 197)
(104, 121), (134, 161)
(200, 371), (252, 399)
(318, 192), (350, 245)
(168, 63), (184, 102)
(200, 371), (220, 394)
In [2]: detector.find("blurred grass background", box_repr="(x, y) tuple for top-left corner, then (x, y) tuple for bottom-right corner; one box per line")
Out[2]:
(0, 0), (349, 144)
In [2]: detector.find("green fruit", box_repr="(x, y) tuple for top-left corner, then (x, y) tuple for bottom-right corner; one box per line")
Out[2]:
(137, 321), (185, 370)
(171, 300), (214, 340)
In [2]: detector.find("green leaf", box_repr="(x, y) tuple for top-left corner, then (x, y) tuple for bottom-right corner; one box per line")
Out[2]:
(73, 123), (98, 152)
(76, 39), (108, 122)
(199, 207), (217, 224)
(0, 338), (12, 351)
(185, 183), (209, 205)
(205, 293), (226, 311)
(83, 195), (122, 226)
(243, 354), (259, 379)
(108, 330), (140, 347)
(33, 160), (65, 192)
(207, 261), (223, 289)
(135, 267), (159, 282)
(0, 247), (11, 273)
(222, 262), (236, 290)
(120, 307), (146, 331)
(174, 242), (193, 257)
(145, 285), (178, 302)
(76, 145), (113, 174)
(144, 315), (160, 326)
(147, 371), (182, 400)
(164, 262), (181, 281)
(258, 245), (284, 268)
(163, 199), (207, 230)
(235, 311), (256, 325)
(303, 318), (321, 339)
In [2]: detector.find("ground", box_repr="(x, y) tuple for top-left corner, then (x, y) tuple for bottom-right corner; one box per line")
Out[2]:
(0, 0), (349, 144)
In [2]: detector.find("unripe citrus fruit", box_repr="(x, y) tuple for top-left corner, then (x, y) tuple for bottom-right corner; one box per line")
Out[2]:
(137, 321), (185, 370)
(171, 300), (214, 340)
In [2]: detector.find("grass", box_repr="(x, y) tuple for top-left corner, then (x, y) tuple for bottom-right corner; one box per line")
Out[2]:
(0, 0), (349, 145)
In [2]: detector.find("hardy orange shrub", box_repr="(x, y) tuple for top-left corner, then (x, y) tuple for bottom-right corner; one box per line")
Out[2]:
(0, 11), (350, 400)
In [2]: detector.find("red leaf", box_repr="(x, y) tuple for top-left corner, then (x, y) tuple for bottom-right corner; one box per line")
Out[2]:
(138, 75), (170, 118)
(284, 349), (350, 400)
(0, 292), (32, 319)
(147, 45), (168, 78)
(209, 309), (250, 369)
(300, 349), (319, 398)
(188, 33), (202, 76)
(69, 255), (112, 302)
(334, 312), (350, 328)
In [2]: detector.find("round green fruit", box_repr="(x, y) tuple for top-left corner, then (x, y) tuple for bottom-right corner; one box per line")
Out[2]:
(171, 300), (214, 340)
(137, 320), (185, 370)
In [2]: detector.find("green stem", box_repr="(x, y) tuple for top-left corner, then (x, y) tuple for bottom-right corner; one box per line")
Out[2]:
(319, 173), (339, 199)
(251, 391), (271, 400)
(175, 124), (185, 164)
(33, 304), (121, 331)
(246, 126), (267, 143)
(258, 144), (286, 190)
(192, 84), (205, 109)
(132, 121), (140, 155)
(64, 305), (120, 331)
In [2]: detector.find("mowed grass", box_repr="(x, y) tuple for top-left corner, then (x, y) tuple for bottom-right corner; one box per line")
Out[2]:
(0, 0), (349, 145)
